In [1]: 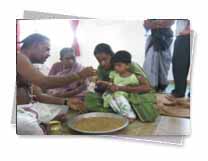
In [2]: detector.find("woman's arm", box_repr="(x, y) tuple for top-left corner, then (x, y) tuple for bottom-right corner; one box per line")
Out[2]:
(17, 53), (96, 89)
(112, 76), (152, 93)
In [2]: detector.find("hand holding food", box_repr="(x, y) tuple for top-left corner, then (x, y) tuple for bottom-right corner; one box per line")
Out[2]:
(96, 80), (112, 86)
(78, 67), (97, 79)
(68, 97), (86, 112)
(96, 80), (119, 92)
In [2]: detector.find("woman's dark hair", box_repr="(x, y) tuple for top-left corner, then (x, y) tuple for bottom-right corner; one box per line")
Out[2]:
(94, 43), (114, 56)
(111, 50), (132, 64)
(19, 33), (49, 50)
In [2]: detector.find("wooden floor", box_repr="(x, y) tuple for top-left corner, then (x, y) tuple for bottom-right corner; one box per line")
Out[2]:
(115, 116), (190, 136)
(61, 83), (191, 136)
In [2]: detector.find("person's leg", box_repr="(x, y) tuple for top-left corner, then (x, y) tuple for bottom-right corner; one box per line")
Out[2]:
(172, 35), (190, 97)
(158, 47), (172, 92)
(109, 99), (121, 113)
(114, 96), (136, 119)
(143, 37), (159, 89)
(172, 38), (179, 95)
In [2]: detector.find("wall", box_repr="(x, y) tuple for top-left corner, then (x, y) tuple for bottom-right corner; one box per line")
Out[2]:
(75, 20), (146, 69)
(19, 19), (180, 80)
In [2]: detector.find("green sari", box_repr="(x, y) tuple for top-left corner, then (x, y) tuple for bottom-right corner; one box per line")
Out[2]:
(85, 62), (159, 122)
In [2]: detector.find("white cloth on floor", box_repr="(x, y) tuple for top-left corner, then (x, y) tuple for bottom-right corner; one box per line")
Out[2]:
(17, 103), (68, 135)
(17, 104), (43, 135)
(31, 102), (68, 123)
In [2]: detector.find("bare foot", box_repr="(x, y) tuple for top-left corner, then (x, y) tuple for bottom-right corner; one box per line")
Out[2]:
(127, 118), (136, 123)
(165, 95), (190, 108)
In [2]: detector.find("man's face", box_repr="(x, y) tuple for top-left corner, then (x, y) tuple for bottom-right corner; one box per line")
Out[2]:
(61, 54), (75, 69)
(95, 53), (112, 70)
(29, 40), (50, 64)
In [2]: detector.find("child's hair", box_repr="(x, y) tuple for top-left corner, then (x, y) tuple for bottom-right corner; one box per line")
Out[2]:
(19, 33), (49, 50)
(111, 50), (132, 65)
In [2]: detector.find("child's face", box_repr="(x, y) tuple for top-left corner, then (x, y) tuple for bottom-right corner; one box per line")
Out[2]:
(114, 63), (129, 74)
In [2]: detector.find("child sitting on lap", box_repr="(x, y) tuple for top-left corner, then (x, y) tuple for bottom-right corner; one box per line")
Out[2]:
(97, 51), (139, 120)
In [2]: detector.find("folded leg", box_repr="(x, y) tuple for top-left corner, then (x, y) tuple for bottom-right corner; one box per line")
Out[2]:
(112, 96), (136, 119)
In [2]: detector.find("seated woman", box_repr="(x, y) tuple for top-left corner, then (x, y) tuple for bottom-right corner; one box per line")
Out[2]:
(48, 48), (88, 99)
(85, 43), (158, 122)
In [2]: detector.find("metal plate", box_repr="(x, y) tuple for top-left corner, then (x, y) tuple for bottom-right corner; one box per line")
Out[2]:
(67, 112), (129, 134)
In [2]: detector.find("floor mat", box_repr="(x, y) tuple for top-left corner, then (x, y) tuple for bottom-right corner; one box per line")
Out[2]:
(156, 94), (190, 118)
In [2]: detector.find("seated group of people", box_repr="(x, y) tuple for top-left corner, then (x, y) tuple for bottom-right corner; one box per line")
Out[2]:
(16, 33), (158, 135)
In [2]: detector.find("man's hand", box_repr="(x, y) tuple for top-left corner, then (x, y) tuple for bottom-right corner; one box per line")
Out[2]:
(67, 97), (86, 112)
(78, 67), (97, 79)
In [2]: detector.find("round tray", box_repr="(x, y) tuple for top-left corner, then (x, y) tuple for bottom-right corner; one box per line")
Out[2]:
(67, 112), (129, 134)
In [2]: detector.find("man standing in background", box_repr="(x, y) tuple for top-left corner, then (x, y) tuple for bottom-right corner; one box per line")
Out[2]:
(171, 19), (190, 98)
(143, 19), (174, 92)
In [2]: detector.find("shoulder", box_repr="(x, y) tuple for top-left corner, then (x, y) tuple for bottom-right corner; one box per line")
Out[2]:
(130, 62), (142, 69)
(129, 62), (143, 73)
(130, 62), (147, 77)
(49, 62), (62, 75)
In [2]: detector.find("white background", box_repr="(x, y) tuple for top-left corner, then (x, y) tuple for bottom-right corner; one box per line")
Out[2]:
(18, 19), (177, 83)
(0, 0), (207, 161)
(19, 19), (146, 69)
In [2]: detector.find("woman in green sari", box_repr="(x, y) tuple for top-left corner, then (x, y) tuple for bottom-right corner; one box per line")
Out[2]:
(85, 43), (158, 122)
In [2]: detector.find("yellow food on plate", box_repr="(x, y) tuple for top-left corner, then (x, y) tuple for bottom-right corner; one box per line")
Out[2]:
(74, 117), (125, 132)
